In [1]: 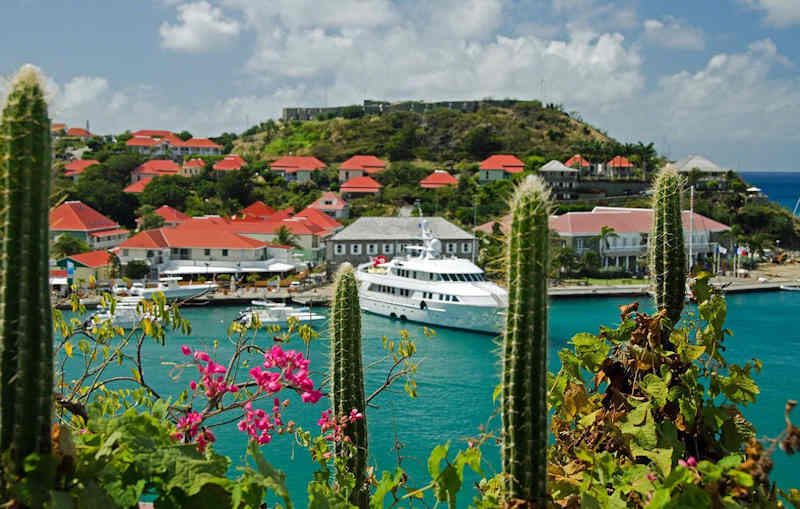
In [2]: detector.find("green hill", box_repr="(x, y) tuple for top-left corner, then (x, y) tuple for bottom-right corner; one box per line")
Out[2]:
(233, 101), (634, 166)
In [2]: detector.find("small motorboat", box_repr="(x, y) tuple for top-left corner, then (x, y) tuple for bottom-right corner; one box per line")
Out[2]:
(780, 283), (800, 292)
(84, 296), (164, 329)
(235, 302), (326, 329)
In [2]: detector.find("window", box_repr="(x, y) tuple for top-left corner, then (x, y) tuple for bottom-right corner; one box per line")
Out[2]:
(447, 243), (456, 253)
(147, 250), (154, 258)
(336, 244), (345, 255)
(441, 274), (450, 281)
(351, 244), (361, 255)
(204, 249), (211, 256)
(367, 244), (377, 255)
(462, 243), (471, 253)
(222, 249), (228, 257)
(383, 243), (393, 254)
(452, 295), (460, 302)
(122, 249), (129, 256)
(576, 238), (585, 249)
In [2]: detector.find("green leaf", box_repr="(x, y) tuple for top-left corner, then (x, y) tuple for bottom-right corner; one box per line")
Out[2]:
(427, 442), (449, 479)
(370, 469), (404, 509)
(717, 454), (743, 471)
(620, 403), (657, 449)
(666, 485), (711, 508)
(570, 333), (610, 372)
(725, 469), (754, 488)
(247, 441), (293, 508)
(696, 460), (722, 483)
(631, 446), (673, 477)
(640, 374), (668, 408)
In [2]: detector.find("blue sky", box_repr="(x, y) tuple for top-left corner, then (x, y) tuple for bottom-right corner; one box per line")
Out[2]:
(2, 0), (799, 170)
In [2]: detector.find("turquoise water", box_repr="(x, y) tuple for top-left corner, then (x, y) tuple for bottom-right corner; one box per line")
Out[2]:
(740, 171), (800, 215)
(63, 292), (800, 503)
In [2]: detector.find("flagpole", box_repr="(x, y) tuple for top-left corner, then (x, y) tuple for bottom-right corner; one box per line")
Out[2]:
(689, 185), (694, 273)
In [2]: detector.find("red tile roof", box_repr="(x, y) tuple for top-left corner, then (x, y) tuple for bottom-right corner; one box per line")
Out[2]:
(339, 155), (387, 173)
(420, 170), (458, 188)
(155, 205), (189, 223)
(309, 191), (347, 211)
(66, 127), (92, 137)
(564, 154), (591, 167)
(340, 176), (382, 193)
(51, 123), (66, 132)
(132, 130), (173, 137)
(63, 250), (113, 268)
(182, 138), (222, 149)
(294, 206), (342, 230)
(50, 269), (67, 278)
(271, 156), (326, 173)
(64, 159), (100, 176)
(213, 154), (246, 171)
(118, 229), (168, 248)
(50, 201), (120, 232)
(607, 156), (634, 168)
(126, 136), (161, 147)
(184, 158), (205, 168)
(134, 159), (181, 176)
(123, 177), (153, 194)
(241, 201), (276, 218)
(178, 215), (327, 237)
(120, 227), (273, 250)
(479, 154), (524, 173)
(89, 228), (129, 238)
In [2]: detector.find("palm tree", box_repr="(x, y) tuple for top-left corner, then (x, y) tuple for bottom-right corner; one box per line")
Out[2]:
(593, 225), (619, 267)
(275, 225), (301, 249)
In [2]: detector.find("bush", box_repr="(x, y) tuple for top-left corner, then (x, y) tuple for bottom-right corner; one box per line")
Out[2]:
(123, 260), (150, 279)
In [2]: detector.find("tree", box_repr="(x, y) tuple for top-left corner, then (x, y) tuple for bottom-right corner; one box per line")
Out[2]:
(275, 226), (301, 249)
(140, 175), (191, 210)
(52, 234), (91, 259)
(177, 130), (193, 141)
(580, 249), (601, 274)
(71, 166), (139, 227)
(462, 125), (502, 160)
(593, 225), (619, 266)
(141, 212), (165, 230)
(124, 260), (150, 279)
(552, 245), (578, 277)
(388, 126), (418, 161)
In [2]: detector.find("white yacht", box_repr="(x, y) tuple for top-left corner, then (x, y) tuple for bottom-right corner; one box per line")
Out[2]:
(125, 277), (217, 301)
(235, 301), (327, 329)
(355, 219), (507, 334)
(85, 296), (162, 329)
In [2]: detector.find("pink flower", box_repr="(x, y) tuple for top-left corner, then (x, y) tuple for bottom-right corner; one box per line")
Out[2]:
(189, 380), (197, 390)
(301, 390), (323, 403)
(181, 345), (192, 356)
(686, 456), (697, 467)
(194, 351), (210, 362)
(646, 473), (656, 482)
(678, 459), (687, 467)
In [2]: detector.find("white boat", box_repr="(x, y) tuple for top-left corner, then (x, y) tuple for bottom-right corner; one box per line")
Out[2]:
(85, 297), (163, 329)
(126, 277), (216, 301)
(780, 283), (800, 292)
(235, 302), (326, 328)
(355, 219), (508, 334)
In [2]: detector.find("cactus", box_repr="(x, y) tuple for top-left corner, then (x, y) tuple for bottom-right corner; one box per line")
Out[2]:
(501, 175), (551, 503)
(650, 167), (686, 325)
(0, 65), (54, 480)
(329, 263), (368, 507)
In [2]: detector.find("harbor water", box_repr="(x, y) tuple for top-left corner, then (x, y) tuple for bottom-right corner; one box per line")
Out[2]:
(63, 290), (800, 503)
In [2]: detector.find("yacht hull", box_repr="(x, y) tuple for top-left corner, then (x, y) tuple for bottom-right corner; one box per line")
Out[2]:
(359, 294), (504, 334)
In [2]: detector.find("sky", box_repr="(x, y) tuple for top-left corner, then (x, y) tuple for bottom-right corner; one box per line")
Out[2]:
(1, 0), (799, 171)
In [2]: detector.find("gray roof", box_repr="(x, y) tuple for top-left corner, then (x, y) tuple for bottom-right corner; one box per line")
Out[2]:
(539, 160), (578, 173)
(672, 155), (729, 174)
(331, 217), (474, 241)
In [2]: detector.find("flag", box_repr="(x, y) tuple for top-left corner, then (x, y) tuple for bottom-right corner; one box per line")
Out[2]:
(717, 246), (727, 255)
(736, 246), (748, 257)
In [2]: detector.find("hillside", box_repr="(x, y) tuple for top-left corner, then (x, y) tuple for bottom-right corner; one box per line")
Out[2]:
(232, 101), (624, 165)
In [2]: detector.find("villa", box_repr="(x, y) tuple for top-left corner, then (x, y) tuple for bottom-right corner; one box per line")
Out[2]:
(181, 158), (205, 176)
(538, 160), (578, 199)
(240, 201), (276, 220)
(270, 156), (326, 183)
(478, 154), (524, 182)
(340, 176), (382, 198)
(308, 191), (349, 219)
(212, 154), (246, 174)
(56, 250), (115, 285)
(124, 177), (153, 194)
(420, 170), (458, 189)
(126, 131), (222, 158)
(131, 160), (181, 182)
(50, 201), (130, 250)
(135, 205), (189, 228)
(63, 159), (100, 180)
(671, 154), (731, 178)
(338, 155), (387, 182)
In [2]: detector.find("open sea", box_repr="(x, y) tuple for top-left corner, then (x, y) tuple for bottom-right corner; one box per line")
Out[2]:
(740, 171), (800, 215)
(63, 291), (800, 504)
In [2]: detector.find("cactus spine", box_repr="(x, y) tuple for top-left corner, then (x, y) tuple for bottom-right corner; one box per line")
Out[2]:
(650, 167), (686, 325)
(330, 263), (368, 508)
(501, 175), (551, 503)
(0, 65), (54, 478)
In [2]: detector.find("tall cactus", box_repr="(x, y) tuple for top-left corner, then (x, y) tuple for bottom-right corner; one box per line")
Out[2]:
(650, 167), (686, 325)
(0, 65), (54, 481)
(329, 263), (368, 508)
(501, 175), (550, 504)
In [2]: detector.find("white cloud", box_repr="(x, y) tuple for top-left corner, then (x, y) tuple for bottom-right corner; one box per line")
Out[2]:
(741, 0), (800, 27)
(643, 16), (705, 51)
(59, 76), (109, 110)
(160, 1), (240, 52)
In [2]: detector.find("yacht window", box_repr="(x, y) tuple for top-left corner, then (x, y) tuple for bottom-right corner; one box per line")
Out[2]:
(367, 244), (377, 254)
(441, 274), (450, 281)
(447, 243), (456, 253)
(383, 244), (393, 254)
(439, 294), (444, 300)
(429, 272), (434, 280)
(351, 244), (361, 255)
(449, 274), (458, 280)
(452, 295), (460, 302)
(456, 274), (466, 282)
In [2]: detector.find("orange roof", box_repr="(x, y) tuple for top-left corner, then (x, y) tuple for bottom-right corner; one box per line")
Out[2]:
(184, 158), (205, 168)
(241, 201), (275, 218)
(66, 127), (92, 137)
(120, 226), (276, 250)
(51, 123), (66, 132)
(182, 138), (222, 149)
(155, 205), (189, 223)
(420, 170), (458, 188)
(89, 228), (129, 238)
(51, 201), (120, 232)
(309, 191), (347, 212)
(132, 130), (172, 137)
(213, 154), (246, 171)
(607, 156), (634, 168)
(479, 154), (524, 173)
(134, 159), (180, 176)
(64, 159), (100, 176)
(341, 176), (382, 193)
(50, 269), (67, 277)
(126, 136), (161, 147)
(63, 250), (113, 268)
(178, 215), (327, 237)
(118, 229), (168, 248)
(339, 155), (387, 173)
(123, 177), (153, 194)
(565, 154), (591, 167)
(271, 156), (326, 173)
(294, 206), (342, 230)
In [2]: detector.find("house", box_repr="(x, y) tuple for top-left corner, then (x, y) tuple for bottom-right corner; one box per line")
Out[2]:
(340, 176), (382, 198)
(420, 170), (458, 189)
(270, 156), (326, 183)
(116, 226), (298, 279)
(131, 160), (181, 182)
(51, 123), (66, 137)
(57, 250), (115, 285)
(181, 158), (206, 176)
(338, 155), (387, 182)
(63, 159), (100, 180)
(124, 177), (153, 194)
(181, 138), (223, 156)
(478, 154), (524, 182)
(240, 201), (276, 219)
(605, 156), (636, 179)
(213, 154), (246, 174)
(147, 205), (189, 227)
(50, 201), (129, 249)
(308, 191), (349, 219)
(475, 206), (730, 273)
(564, 154), (593, 177)
(66, 127), (92, 139)
(126, 131), (222, 158)
(538, 160), (578, 199)
(327, 217), (475, 268)
(132, 130), (173, 137)
(671, 155), (731, 178)
(294, 206), (343, 233)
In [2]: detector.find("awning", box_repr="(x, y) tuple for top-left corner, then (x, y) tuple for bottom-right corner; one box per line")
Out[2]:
(50, 277), (68, 285)
(162, 266), (239, 275)
(268, 262), (295, 272)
